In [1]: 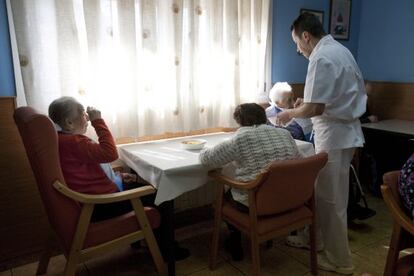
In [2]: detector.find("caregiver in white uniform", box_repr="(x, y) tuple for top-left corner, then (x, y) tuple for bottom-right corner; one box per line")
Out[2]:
(277, 13), (367, 275)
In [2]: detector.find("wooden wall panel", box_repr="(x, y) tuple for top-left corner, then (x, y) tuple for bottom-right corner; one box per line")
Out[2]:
(290, 83), (305, 99)
(366, 81), (414, 120)
(0, 97), (49, 270)
(273, 81), (414, 121)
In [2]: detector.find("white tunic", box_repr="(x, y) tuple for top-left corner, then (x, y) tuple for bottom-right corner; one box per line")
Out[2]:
(303, 35), (367, 151)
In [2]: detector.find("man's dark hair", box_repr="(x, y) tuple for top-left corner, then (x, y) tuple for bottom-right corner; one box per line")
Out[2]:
(290, 12), (326, 38)
(233, 103), (267, 127)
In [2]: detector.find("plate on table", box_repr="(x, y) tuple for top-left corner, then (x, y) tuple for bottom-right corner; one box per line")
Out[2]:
(181, 139), (207, 150)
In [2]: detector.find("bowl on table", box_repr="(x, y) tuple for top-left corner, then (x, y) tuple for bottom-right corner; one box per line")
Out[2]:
(181, 139), (207, 150)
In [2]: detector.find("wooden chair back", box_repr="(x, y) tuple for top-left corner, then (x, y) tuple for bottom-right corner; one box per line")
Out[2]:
(382, 171), (414, 276)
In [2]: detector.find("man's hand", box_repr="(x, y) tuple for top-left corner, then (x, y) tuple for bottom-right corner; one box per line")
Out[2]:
(86, 106), (102, 121)
(276, 110), (292, 126)
(294, 98), (304, 108)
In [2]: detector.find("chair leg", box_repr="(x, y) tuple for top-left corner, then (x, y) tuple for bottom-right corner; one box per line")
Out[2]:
(144, 229), (168, 276)
(209, 215), (222, 270)
(64, 204), (93, 276)
(309, 223), (317, 275)
(63, 254), (79, 276)
(250, 234), (260, 276)
(36, 233), (54, 275)
(350, 164), (370, 208)
(247, 190), (260, 276)
(384, 225), (403, 276)
(131, 200), (167, 276)
(210, 186), (224, 270)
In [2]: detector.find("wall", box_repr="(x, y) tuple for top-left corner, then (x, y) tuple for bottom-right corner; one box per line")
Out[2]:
(271, 0), (361, 83)
(358, 0), (414, 82)
(0, 0), (15, 96)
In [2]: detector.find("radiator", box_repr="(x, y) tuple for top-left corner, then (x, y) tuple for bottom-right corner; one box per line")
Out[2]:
(113, 159), (218, 211)
(174, 180), (218, 212)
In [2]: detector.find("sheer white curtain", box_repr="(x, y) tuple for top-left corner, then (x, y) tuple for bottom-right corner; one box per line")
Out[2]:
(10, 0), (271, 139)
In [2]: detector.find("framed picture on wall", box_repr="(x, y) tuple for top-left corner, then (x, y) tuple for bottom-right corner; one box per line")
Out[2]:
(329, 0), (352, 40)
(300, 8), (324, 25)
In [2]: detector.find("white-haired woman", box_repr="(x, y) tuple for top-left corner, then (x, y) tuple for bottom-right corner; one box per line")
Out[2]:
(266, 82), (313, 142)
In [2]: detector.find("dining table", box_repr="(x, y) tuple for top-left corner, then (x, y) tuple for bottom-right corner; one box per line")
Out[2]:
(361, 119), (414, 194)
(118, 132), (315, 205)
(117, 131), (315, 275)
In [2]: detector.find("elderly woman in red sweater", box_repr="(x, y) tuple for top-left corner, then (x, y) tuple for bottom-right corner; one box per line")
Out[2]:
(48, 96), (136, 221)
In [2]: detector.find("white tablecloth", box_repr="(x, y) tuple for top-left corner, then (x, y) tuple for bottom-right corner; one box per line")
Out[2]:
(118, 132), (315, 205)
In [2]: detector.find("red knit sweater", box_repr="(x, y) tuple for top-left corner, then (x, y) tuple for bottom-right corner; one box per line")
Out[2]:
(58, 119), (119, 194)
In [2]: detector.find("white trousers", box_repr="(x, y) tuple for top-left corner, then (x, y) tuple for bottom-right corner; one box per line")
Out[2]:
(315, 147), (355, 267)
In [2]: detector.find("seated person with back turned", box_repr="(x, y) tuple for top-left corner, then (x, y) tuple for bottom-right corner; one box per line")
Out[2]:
(266, 82), (313, 142)
(48, 96), (138, 221)
(199, 103), (301, 261)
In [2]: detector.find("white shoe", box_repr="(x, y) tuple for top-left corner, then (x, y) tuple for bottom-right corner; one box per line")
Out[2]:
(286, 234), (323, 252)
(318, 253), (354, 275)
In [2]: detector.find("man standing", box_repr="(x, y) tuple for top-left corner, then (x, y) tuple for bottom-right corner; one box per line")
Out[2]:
(277, 13), (367, 274)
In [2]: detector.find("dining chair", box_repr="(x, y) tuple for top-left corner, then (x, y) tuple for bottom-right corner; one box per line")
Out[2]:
(13, 106), (167, 276)
(381, 171), (414, 276)
(209, 152), (328, 276)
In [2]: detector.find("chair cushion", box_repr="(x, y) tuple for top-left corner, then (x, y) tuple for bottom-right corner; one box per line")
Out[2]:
(83, 207), (160, 248)
(222, 202), (312, 235)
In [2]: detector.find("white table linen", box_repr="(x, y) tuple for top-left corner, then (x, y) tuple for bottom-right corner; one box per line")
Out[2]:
(118, 132), (315, 205)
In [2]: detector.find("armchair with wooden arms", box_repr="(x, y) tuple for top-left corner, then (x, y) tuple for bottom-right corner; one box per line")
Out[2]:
(381, 171), (414, 276)
(209, 152), (328, 276)
(13, 106), (167, 276)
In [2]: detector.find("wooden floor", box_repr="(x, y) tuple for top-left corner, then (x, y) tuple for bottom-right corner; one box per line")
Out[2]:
(1, 193), (412, 276)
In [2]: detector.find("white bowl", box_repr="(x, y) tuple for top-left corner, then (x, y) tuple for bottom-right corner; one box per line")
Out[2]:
(181, 139), (207, 150)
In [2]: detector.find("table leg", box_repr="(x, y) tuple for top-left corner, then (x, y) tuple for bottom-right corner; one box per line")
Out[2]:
(158, 200), (175, 276)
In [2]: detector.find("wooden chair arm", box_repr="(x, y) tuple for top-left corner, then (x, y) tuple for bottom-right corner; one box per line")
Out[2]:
(381, 184), (414, 236)
(208, 169), (264, 190)
(53, 180), (156, 204)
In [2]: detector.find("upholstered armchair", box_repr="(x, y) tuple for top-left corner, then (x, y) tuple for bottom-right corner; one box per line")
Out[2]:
(382, 171), (414, 276)
(209, 152), (328, 276)
(14, 106), (167, 276)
